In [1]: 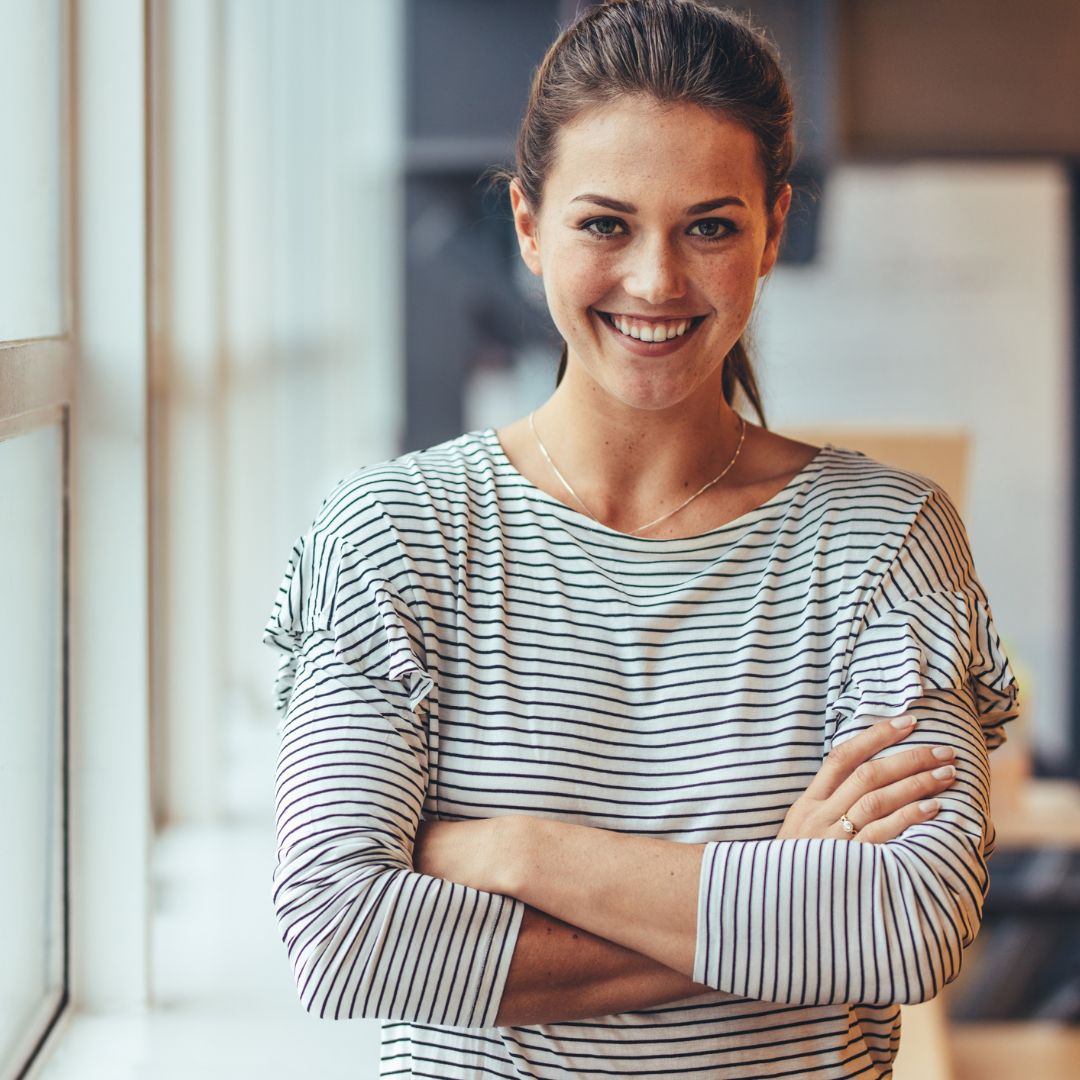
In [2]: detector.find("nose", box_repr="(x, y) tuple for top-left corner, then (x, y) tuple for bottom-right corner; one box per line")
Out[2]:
(622, 233), (687, 306)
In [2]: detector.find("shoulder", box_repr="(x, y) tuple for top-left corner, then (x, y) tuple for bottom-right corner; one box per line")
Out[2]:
(306, 429), (499, 554)
(814, 442), (952, 520)
(808, 443), (977, 588)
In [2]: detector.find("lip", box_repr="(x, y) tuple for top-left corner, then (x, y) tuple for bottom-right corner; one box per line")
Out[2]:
(603, 311), (705, 321)
(594, 309), (707, 356)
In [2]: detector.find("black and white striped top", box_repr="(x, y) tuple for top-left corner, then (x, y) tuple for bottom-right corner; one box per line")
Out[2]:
(264, 428), (1019, 1079)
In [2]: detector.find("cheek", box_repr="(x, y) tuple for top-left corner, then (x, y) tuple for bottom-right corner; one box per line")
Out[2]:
(545, 254), (612, 323)
(710, 260), (761, 318)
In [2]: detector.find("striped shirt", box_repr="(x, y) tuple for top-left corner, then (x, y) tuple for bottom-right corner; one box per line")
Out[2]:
(263, 428), (1019, 1078)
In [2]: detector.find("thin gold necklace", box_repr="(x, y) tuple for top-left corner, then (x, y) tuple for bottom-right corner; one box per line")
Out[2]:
(527, 410), (747, 537)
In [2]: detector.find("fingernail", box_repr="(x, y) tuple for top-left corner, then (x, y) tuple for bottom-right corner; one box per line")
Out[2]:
(932, 765), (956, 780)
(891, 715), (917, 729)
(919, 799), (940, 813)
(932, 746), (955, 760)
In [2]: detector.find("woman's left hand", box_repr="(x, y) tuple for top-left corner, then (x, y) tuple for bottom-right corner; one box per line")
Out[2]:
(776, 716), (956, 843)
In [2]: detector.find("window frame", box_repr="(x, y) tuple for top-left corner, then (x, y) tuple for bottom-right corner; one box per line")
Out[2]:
(0, 0), (75, 1070)
(4, 0), (154, 1074)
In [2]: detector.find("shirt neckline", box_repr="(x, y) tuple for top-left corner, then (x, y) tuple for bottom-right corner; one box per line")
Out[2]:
(479, 427), (834, 548)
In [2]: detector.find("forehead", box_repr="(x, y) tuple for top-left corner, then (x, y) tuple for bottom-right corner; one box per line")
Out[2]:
(545, 96), (766, 211)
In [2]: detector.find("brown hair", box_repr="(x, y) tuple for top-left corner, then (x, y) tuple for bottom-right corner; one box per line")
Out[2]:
(499, 0), (796, 427)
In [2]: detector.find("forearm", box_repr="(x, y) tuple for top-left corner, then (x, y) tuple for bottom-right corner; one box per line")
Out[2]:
(495, 904), (714, 1026)
(503, 816), (706, 978)
(495, 697), (992, 1006)
(413, 816), (711, 1023)
(501, 801), (981, 1008)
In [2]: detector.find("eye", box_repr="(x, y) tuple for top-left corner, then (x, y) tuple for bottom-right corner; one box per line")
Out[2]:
(688, 218), (737, 241)
(581, 216), (627, 240)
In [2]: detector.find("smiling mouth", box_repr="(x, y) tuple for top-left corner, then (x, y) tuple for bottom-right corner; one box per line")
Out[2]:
(596, 310), (707, 342)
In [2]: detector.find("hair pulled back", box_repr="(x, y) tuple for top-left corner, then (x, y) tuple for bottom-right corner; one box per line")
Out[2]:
(507, 0), (795, 426)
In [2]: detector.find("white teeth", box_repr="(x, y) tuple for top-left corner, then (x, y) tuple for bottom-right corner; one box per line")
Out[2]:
(608, 314), (694, 341)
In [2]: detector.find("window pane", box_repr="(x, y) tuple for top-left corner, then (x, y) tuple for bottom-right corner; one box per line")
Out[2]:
(0, 423), (65, 1070)
(0, 0), (63, 341)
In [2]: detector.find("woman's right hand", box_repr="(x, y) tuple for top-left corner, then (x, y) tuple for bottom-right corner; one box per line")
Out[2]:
(777, 715), (958, 843)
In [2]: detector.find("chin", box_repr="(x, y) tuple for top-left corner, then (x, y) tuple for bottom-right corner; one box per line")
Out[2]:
(602, 373), (709, 413)
(563, 335), (725, 412)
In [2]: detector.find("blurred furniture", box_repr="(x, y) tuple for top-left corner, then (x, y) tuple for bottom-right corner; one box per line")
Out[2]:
(992, 777), (1080, 849)
(951, 1022), (1080, 1080)
(892, 998), (955, 1080)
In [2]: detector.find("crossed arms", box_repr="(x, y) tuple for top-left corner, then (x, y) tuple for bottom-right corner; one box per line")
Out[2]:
(273, 638), (985, 1025)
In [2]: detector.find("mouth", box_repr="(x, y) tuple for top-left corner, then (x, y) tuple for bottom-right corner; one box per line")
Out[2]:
(596, 310), (707, 342)
(594, 309), (707, 355)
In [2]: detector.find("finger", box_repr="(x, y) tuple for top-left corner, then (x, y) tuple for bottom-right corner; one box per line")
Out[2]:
(852, 797), (942, 845)
(823, 742), (956, 822)
(804, 714), (918, 802)
(842, 764), (957, 831)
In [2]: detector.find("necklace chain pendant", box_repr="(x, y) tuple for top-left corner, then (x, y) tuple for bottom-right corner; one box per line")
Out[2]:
(528, 410), (747, 537)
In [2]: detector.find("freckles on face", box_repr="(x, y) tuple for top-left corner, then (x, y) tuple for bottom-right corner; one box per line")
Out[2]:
(530, 96), (779, 410)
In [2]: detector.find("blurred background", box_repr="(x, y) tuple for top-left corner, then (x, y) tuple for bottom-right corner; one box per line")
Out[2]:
(2, 0), (1078, 1077)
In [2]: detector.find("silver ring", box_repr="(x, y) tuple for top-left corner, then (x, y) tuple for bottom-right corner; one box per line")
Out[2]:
(840, 813), (858, 836)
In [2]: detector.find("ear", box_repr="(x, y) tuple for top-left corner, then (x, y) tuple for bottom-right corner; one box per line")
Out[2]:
(758, 183), (792, 278)
(509, 178), (543, 277)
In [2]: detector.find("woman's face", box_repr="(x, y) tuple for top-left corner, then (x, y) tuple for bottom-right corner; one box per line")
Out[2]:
(511, 95), (790, 414)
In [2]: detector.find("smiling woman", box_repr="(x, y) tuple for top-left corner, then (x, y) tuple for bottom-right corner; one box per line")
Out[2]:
(263, 2), (1021, 1077)
(504, 98), (787, 479)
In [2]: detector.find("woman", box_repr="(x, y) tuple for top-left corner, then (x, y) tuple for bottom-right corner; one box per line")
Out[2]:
(264, 2), (1019, 1076)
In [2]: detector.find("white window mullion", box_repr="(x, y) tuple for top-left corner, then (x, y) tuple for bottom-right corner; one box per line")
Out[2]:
(68, 0), (152, 1013)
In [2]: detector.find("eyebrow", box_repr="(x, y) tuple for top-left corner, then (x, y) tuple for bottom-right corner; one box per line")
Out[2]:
(569, 194), (748, 214)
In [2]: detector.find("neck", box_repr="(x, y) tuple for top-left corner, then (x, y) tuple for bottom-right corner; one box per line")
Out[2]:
(531, 380), (750, 532)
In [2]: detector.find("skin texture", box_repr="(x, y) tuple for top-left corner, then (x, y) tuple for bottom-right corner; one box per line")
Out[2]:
(409, 97), (960, 1024)
(491, 907), (713, 1026)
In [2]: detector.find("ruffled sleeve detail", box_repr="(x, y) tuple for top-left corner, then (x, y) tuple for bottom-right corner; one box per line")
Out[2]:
(261, 528), (433, 719)
(829, 587), (1020, 750)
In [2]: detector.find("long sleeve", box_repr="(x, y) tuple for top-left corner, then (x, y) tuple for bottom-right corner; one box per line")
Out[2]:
(693, 485), (1021, 1006)
(263, 525), (525, 1024)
